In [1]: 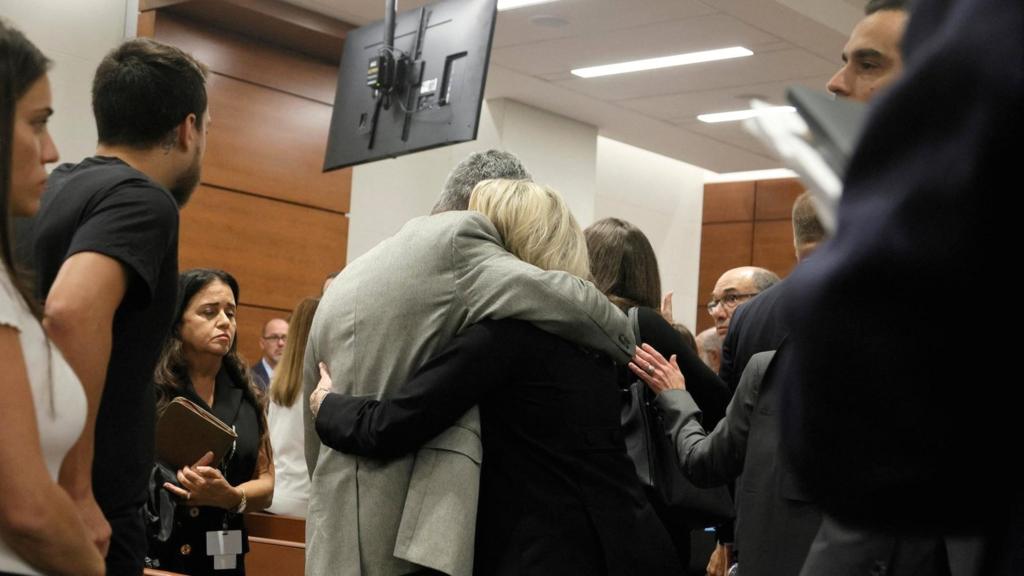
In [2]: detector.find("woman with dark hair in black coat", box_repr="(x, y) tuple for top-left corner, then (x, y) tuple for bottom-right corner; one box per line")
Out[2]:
(148, 269), (274, 575)
(585, 217), (733, 566)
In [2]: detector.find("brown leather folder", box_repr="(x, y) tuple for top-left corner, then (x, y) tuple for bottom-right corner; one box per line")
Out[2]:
(156, 397), (238, 470)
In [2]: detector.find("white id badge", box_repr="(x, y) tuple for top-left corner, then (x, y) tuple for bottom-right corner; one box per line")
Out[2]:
(206, 529), (243, 570)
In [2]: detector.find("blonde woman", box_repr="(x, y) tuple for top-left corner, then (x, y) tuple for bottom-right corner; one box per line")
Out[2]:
(313, 180), (681, 575)
(265, 297), (319, 517)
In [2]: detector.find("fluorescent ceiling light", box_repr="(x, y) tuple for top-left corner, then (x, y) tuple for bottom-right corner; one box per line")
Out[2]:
(571, 46), (753, 79)
(497, 0), (560, 11)
(697, 106), (796, 124)
(704, 168), (798, 183)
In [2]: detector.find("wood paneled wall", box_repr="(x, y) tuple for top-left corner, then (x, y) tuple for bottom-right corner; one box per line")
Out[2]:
(696, 178), (804, 333)
(138, 8), (352, 364)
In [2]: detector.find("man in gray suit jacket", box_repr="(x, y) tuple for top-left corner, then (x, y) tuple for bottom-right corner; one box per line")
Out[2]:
(634, 348), (821, 576)
(302, 151), (635, 576)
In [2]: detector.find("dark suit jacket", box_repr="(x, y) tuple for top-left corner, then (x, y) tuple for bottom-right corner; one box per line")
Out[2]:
(775, 0), (1020, 543)
(718, 281), (789, 394)
(249, 360), (269, 393)
(656, 351), (821, 576)
(317, 320), (682, 576)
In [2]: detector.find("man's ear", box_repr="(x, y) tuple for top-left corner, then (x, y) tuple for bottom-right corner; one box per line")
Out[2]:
(176, 112), (199, 151)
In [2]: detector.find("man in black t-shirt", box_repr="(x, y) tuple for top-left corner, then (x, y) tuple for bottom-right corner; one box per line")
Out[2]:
(33, 39), (209, 575)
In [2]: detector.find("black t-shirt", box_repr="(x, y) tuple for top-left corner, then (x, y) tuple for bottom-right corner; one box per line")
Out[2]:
(33, 156), (179, 515)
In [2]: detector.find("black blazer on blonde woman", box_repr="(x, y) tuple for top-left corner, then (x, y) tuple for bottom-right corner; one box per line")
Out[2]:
(317, 319), (682, 576)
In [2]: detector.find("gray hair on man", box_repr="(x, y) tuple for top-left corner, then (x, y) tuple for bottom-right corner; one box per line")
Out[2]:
(751, 268), (781, 293)
(431, 149), (532, 214)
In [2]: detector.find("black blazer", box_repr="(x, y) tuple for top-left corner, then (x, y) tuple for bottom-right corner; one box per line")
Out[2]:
(317, 319), (682, 576)
(249, 360), (270, 393)
(718, 282), (789, 394)
(775, 0), (1020, 536)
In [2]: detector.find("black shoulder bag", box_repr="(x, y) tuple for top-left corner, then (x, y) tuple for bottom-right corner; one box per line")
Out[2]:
(621, 307), (735, 528)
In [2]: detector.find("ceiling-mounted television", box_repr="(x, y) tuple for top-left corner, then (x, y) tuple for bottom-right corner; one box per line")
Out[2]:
(323, 0), (499, 171)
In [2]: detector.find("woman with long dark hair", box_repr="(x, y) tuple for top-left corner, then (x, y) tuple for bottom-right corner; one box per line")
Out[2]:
(0, 20), (105, 576)
(148, 268), (273, 575)
(585, 217), (732, 566)
(585, 217), (730, 425)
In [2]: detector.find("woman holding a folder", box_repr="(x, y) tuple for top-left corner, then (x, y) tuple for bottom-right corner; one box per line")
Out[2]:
(148, 268), (274, 575)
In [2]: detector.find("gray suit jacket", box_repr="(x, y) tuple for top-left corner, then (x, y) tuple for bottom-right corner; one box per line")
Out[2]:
(656, 350), (822, 576)
(302, 211), (634, 576)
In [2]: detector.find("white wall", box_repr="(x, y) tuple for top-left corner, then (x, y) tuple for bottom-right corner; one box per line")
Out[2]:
(594, 137), (706, 331)
(490, 99), (597, 227)
(348, 98), (599, 260)
(346, 100), (502, 259)
(349, 99), (706, 331)
(1, 0), (133, 166)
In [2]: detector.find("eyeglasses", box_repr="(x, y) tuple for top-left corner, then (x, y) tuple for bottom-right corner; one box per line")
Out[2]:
(261, 334), (287, 343)
(706, 292), (758, 313)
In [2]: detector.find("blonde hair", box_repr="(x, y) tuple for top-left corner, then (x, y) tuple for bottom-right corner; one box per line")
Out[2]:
(269, 297), (320, 407)
(469, 179), (590, 278)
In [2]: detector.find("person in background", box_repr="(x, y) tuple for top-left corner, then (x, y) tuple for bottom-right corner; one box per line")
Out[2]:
(265, 297), (319, 517)
(148, 269), (273, 575)
(250, 317), (288, 393)
(707, 267), (780, 345)
(0, 20), (104, 576)
(585, 216), (731, 567)
(585, 217), (730, 428)
(696, 328), (723, 374)
(718, 193), (825, 394)
(30, 38), (209, 574)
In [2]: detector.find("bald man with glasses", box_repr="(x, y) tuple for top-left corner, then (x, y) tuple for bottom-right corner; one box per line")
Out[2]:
(707, 267), (780, 341)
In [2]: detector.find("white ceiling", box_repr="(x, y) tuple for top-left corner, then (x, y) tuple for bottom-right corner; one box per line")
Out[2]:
(280, 0), (862, 173)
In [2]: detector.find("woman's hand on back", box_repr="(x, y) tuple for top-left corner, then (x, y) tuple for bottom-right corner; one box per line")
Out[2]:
(629, 343), (686, 394)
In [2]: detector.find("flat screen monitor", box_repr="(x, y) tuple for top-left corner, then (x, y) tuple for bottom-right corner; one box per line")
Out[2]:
(323, 0), (498, 171)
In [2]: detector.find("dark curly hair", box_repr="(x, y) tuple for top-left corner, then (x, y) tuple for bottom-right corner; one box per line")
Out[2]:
(154, 269), (267, 444)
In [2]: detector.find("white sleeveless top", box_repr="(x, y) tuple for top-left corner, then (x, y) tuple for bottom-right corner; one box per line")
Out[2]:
(266, 397), (310, 517)
(0, 266), (87, 574)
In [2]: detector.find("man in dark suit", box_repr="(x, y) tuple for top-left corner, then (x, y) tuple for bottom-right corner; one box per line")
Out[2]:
(718, 192), (825, 392)
(250, 317), (288, 393)
(776, 0), (1022, 572)
(718, 0), (908, 391)
(706, 3), (908, 573)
